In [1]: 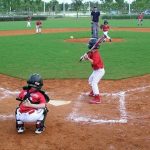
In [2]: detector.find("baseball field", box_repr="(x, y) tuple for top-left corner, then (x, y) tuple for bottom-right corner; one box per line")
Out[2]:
(0, 18), (150, 150)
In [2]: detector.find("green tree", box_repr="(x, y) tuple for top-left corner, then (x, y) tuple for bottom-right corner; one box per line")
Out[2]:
(115, 0), (124, 13)
(132, 0), (150, 13)
(49, 0), (59, 15)
(105, 0), (113, 13)
(72, 0), (83, 18)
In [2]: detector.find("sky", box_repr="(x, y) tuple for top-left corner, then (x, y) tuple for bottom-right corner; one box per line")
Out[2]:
(42, 0), (135, 4)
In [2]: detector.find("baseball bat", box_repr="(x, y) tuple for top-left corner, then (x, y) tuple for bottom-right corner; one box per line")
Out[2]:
(79, 34), (106, 62)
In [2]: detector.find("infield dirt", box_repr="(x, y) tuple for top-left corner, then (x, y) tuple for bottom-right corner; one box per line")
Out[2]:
(0, 28), (150, 150)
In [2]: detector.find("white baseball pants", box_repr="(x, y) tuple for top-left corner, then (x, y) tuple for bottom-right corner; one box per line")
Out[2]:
(36, 25), (41, 33)
(103, 31), (111, 40)
(88, 68), (105, 95)
(16, 108), (44, 123)
(27, 21), (31, 27)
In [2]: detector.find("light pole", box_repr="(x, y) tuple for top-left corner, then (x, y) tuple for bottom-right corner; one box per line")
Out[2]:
(44, 1), (46, 13)
(63, 0), (65, 16)
(128, 0), (132, 15)
(89, 2), (91, 14)
(129, 2), (131, 14)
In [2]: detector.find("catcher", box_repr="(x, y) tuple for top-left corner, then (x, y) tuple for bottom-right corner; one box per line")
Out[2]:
(100, 20), (112, 42)
(81, 38), (105, 104)
(15, 73), (49, 134)
(36, 20), (42, 33)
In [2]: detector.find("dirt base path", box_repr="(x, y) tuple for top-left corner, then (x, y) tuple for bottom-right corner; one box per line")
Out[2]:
(0, 27), (150, 36)
(0, 27), (150, 150)
(0, 74), (150, 150)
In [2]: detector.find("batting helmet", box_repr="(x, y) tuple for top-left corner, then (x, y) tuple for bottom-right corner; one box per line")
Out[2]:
(27, 73), (43, 90)
(104, 20), (108, 25)
(88, 38), (99, 49)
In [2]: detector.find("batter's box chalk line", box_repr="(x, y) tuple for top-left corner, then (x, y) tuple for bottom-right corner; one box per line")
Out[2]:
(67, 85), (150, 124)
(0, 86), (150, 121)
(0, 87), (19, 100)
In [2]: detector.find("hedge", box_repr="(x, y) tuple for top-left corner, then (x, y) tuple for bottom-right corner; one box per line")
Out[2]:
(102, 14), (150, 19)
(0, 15), (48, 21)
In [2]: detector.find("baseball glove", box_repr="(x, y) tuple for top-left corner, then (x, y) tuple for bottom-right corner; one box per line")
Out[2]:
(100, 24), (103, 29)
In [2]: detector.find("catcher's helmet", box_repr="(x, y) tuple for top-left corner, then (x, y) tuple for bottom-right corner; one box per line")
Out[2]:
(27, 73), (43, 90)
(104, 20), (108, 25)
(88, 38), (98, 49)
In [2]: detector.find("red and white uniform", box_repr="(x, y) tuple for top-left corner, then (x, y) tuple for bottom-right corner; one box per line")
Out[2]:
(36, 20), (42, 33)
(16, 89), (46, 122)
(138, 13), (144, 26)
(88, 50), (105, 95)
(138, 14), (143, 20)
(102, 24), (111, 41)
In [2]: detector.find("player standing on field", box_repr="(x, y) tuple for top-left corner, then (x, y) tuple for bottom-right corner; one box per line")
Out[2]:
(101, 20), (112, 42)
(27, 16), (31, 27)
(137, 13), (144, 26)
(36, 20), (42, 33)
(91, 6), (100, 39)
(83, 38), (105, 104)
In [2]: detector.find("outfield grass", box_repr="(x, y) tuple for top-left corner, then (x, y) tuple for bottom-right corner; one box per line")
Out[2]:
(0, 18), (150, 31)
(0, 27), (149, 79)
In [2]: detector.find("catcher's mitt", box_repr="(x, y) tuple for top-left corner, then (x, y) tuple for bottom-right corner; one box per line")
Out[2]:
(100, 24), (103, 29)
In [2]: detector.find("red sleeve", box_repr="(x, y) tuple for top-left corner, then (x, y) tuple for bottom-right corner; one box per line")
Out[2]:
(38, 92), (46, 104)
(17, 90), (26, 100)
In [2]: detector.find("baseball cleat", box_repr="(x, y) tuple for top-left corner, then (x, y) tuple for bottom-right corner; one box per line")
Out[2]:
(35, 127), (45, 134)
(88, 91), (94, 97)
(17, 127), (25, 133)
(89, 95), (102, 104)
(89, 99), (101, 104)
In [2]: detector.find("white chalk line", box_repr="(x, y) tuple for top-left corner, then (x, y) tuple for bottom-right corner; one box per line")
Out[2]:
(0, 87), (19, 100)
(67, 86), (150, 124)
(0, 88), (19, 120)
(0, 86), (150, 121)
(0, 114), (15, 120)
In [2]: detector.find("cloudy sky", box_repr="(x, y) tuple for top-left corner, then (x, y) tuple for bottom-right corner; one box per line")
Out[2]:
(42, 0), (134, 4)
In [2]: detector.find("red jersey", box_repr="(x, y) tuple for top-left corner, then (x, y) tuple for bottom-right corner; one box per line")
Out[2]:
(88, 49), (104, 70)
(17, 89), (46, 113)
(36, 21), (42, 26)
(138, 14), (143, 20)
(102, 24), (110, 32)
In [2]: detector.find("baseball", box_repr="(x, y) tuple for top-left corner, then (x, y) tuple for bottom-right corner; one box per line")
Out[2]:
(70, 36), (74, 39)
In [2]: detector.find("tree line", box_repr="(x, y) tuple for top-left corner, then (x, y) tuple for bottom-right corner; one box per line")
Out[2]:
(0, 0), (149, 14)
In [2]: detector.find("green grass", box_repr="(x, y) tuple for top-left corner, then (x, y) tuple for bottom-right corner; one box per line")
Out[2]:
(0, 18), (150, 79)
(0, 28), (149, 79)
(0, 18), (150, 31)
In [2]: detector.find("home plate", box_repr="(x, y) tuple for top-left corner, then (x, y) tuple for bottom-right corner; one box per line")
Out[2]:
(48, 100), (71, 106)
